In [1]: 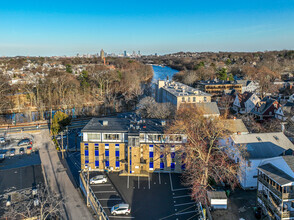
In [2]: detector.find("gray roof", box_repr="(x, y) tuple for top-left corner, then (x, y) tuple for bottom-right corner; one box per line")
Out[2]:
(158, 80), (211, 97)
(231, 132), (294, 159)
(222, 119), (249, 134)
(194, 102), (220, 116)
(207, 191), (227, 200)
(283, 156), (294, 173)
(258, 163), (294, 186)
(82, 116), (165, 133)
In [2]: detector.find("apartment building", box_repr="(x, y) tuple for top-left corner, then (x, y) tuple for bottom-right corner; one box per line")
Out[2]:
(155, 80), (211, 109)
(257, 156), (294, 219)
(197, 80), (242, 95)
(80, 114), (187, 175)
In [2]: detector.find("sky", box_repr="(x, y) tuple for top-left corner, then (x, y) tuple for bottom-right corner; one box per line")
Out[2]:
(0, 0), (294, 56)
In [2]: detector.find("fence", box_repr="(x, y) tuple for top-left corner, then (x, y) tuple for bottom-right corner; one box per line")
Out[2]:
(79, 172), (109, 220)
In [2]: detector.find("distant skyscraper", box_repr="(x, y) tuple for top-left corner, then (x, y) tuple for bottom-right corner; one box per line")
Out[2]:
(124, 50), (127, 57)
(138, 50), (141, 56)
(100, 49), (105, 59)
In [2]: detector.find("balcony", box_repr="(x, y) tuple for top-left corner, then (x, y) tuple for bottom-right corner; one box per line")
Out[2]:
(258, 191), (281, 217)
(140, 158), (147, 164)
(258, 176), (282, 198)
(282, 192), (294, 200)
(282, 211), (294, 218)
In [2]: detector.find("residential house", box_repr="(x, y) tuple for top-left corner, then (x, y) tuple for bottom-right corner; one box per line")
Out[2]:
(236, 80), (260, 93)
(232, 92), (260, 114)
(80, 114), (187, 175)
(251, 97), (281, 120)
(222, 132), (294, 189)
(155, 80), (211, 109)
(222, 119), (249, 135)
(257, 156), (294, 219)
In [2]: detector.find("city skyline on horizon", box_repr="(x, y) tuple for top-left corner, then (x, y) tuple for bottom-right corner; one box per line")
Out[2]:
(0, 0), (294, 56)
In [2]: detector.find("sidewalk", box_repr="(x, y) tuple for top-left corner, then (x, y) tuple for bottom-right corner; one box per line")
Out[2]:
(37, 130), (94, 220)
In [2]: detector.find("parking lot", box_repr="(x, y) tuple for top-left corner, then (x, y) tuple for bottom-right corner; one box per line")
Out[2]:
(87, 172), (199, 220)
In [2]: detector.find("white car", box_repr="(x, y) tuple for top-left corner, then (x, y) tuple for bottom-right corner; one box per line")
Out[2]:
(90, 175), (107, 184)
(0, 137), (5, 143)
(111, 204), (131, 216)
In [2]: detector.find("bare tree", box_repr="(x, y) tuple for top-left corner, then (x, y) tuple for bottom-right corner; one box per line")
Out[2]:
(3, 184), (64, 220)
(166, 107), (244, 205)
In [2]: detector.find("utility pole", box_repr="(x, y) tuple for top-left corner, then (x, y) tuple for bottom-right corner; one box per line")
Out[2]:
(61, 131), (64, 159)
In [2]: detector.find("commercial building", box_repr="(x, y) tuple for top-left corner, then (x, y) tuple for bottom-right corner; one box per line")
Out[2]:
(155, 80), (211, 109)
(257, 156), (294, 219)
(197, 80), (242, 95)
(80, 114), (187, 175)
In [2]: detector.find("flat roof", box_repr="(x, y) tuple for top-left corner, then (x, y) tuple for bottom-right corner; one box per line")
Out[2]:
(82, 115), (166, 133)
(158, 80), (211, 97)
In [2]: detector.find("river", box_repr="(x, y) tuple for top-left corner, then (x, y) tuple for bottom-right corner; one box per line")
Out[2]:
(152, 65), (179, 81)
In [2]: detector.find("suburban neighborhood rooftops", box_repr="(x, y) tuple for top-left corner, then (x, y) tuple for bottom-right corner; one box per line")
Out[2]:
(158, 80), (211, 97)
(258, 163), (294, 186)
(193, 102), (220, 116)
(198, 80), (241, 86)
(82, 115), (166, 133)
(222, 119), (249, 134)
(282, 155), (294, 173)
(231, 132), (294, 159)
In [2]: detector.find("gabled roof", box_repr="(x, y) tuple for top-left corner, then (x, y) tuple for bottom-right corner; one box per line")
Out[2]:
(236, 92), (254, 108)
(231, 132), (294, 159)
(251, 97), (278, 115)
(258, 163), (294, 186)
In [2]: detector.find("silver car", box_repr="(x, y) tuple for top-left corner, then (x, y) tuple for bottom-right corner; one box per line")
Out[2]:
(111, 204), (131, 216)
(90, 175), (107, 184)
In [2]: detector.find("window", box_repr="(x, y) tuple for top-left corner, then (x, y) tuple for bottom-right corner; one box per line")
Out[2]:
(147, 134), (164, 142)
(204, 97), (207, 102)
(188, 97), (191, 102)
(253, 175), (258, 178)
(193, 97), (196, 102)
(129, 137), (139, 146)
(105, 145), (109, 167)
(182, 97), (185, 102)
(115, 144), (119, 168)
(87, 133), (101, 141)
(103, 133), (121, 141)
(139, 133), (145, 142)
(248, 161), (251, 167)
(169, 135), (182, 142)
(149, 145), (154, 170)
(95, 144), (99, 168)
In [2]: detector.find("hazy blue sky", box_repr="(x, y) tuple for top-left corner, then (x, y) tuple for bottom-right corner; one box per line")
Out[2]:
(0, 0), (294, 56)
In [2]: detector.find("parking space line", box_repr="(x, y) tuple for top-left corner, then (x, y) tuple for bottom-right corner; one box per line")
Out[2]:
(138, 176), (140, 189)
(174, 202), (195, 207)
(109, 217), (135, 219)
(173, 188), (188, 191)
(169, 172), (173, 191)
(173, 195), (190, 199)
(99, 198), (122, 200)
(93, 191), (116, 193)
(175, 210), (197, 216)
(148, 174), (150, 189)
(92, 184), (112, 187)
(159, 172), (161, 184)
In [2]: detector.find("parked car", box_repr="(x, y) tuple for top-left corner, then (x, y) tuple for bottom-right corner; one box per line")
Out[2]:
(9, 148), (15, 156)
(26, 146), (32, 154)
(111, 204), (131, 216)
(0, 137), (5, 143)
(19, 147), (25, 154)
(90, 175), (107, 184)
(0, 152), (5, 162)
(17, 139), (32, 147)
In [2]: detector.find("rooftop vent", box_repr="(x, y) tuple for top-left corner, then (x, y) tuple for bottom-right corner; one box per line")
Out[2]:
(256, 137), (262, 142)
(102, 120), (108, 126)
(161, 120), (166, 126)
(273, 135), (279, 141)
